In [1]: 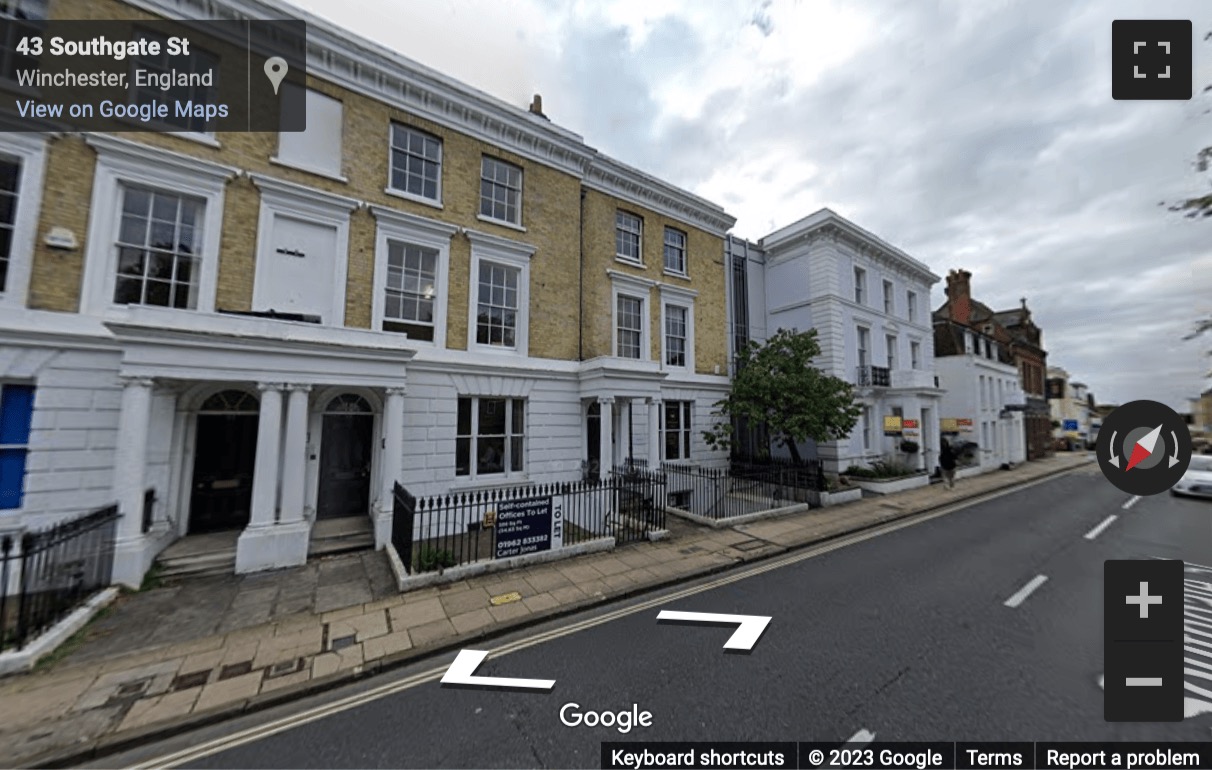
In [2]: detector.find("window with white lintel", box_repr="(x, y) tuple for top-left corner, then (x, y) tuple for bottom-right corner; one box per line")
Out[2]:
(371, 206), (457, 347)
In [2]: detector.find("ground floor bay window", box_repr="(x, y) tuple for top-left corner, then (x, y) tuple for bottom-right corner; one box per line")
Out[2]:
(456, 396), (525, 479)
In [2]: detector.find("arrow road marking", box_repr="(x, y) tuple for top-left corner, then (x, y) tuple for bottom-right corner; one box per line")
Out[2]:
(439, 649), (555, 691)
(656, 610), (771, 651)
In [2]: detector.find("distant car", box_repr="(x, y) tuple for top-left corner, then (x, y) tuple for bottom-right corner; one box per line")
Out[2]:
(1173, 455), (1212, 499)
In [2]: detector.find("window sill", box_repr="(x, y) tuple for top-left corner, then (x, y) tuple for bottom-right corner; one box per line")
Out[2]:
(384, 187), (443, 210)
(165, 130), (222, 149)
(470, 343), (525, 356)
(476, 214), (526, 233)
(662, 270), (691, 282)
(615, 256), (645, 269)
(449, 475), (531, 492)
(270, 156), (348, 184)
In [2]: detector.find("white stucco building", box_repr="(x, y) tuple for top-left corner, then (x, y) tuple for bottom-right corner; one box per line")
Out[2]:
(727, 209), (944, 474)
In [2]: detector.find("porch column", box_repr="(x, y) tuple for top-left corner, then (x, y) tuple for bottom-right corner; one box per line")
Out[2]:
(111, 376), (155, 587)
(647, 397), (662, 469)
(278, 384), (311, 524)
(248, 383), (285, 527)
(375, 386), (406, 549)
(598, 397), (614, 482)
(618, 399), (632, 465)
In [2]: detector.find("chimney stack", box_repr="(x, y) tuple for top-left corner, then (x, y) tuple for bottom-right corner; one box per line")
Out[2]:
(529, 93), (547, 119)
(945, 268), (972, 324)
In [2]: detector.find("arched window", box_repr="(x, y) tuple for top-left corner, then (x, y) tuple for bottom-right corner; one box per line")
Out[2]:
(199, 389), (259, 413)
(324, 394), (372, 414)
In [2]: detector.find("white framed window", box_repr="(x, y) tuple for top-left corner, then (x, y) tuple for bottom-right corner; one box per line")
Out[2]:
(113, 186), (205, 309)
(389, 123), (442, 204)
(662, 400), (692, 461)
(663, 227), (687, 275)
(856, 326), (870, 368)
(456, 396), (525, 478)
(0, 134), (47, 309)
(854, 266), (867, 304)
(984, 338), (992, 359)
(609, 270), (656, 361)
(250, 174), (358, 326)
(910, 340), (921, 370)
(274, 87), (344, 180)
(479, 156), (522, 226)
(131, 29), (219, 135)
(371, 206), (457, 347)
(979, 375), (986, 409)
(964, 331), (974, 354)
(79, 134), (232, 316)
(0, 382), (34, 512)
(466, 228), (534, 355)
(664, 304), (687, 367)
(885, 334), (897, 369)
(907, 290), (918, 322)
(883, 279), (894, 314)
(0, 1), (45, 84)
(616, 210), (642, 264)
(660, 284), (697, 372)
(617, 294), (644, 359)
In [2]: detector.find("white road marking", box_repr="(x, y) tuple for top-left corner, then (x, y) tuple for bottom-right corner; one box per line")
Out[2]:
(1122, 495), (1141, 510)
(1084, 515), (1117, 540)
(132, 467), (1085, 769)
(846, 728), (876, 745)
(1004, 574), (1048, 608)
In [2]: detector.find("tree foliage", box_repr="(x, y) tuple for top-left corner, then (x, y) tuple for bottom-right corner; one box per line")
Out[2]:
(703, 328), (861, 463)
(1172, 31), (1212, 218)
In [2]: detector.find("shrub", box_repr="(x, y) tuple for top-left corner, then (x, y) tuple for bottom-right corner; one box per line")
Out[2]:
(900, 440), (920, 454)
(844, 460), (919, 479)
(415, 546), (457, 572)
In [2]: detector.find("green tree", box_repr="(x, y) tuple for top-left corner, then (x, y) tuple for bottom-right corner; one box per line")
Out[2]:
(703, 328), (861, 464)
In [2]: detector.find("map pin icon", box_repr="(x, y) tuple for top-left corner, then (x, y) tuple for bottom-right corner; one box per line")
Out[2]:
(264, 56), (288, 95)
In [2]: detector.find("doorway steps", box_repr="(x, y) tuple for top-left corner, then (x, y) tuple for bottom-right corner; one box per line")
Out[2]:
(308, 517), (375, 558)
(154, 531), (239, 582)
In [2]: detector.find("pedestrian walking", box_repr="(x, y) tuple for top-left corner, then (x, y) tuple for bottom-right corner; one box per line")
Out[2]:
(940, 438), (957, 489)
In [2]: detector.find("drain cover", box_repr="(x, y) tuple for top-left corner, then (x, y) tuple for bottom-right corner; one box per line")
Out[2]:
(171, 670), (211, 691)
(330, 634), (357, 651)
(264, 658), (305, 679)
(730, 539), (767, 552)
(218, 661), (253, 681)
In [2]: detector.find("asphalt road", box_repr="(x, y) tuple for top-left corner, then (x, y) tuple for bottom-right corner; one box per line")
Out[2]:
(107, 465), (1212, 768)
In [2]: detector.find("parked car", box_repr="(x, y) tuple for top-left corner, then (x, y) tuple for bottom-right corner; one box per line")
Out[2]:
(1173, 455), (1212, 499)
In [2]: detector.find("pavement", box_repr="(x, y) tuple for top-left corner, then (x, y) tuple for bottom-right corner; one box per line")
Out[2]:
(118, 456), (1212, 770)
(0, 454), (1091, 768)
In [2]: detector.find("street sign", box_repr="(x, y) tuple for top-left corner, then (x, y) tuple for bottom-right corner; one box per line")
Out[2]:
(957, 418), (974, 432)
(903, 419), (919, 429)
(883, 415), (902, 434)
(941, 417), (958, 432)
(494, 495), (564, 559)
(1064, 419), (1079, 431)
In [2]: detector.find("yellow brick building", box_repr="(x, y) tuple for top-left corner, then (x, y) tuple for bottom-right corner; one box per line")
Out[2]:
(0, 0), (735, 584)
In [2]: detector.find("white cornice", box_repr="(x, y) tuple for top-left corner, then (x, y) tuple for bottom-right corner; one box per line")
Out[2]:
(85, 133), (238, 184)
(464, 227), (537, 259)
(607, 269), (659, 291)
(250, 172), (361, 212)
(762, 209), (940, 285)
(584, 161), (736, 237)
(121, 0), (736, 239)
(370, 205), (459, 239)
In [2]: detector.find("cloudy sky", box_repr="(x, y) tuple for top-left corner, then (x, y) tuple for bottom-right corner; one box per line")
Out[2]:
(287, 0), (1212, 411)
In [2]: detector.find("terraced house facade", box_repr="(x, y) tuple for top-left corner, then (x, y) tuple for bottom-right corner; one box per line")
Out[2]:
(0, 0), (736, 585)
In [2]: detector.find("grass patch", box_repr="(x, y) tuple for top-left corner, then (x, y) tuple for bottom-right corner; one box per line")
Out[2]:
(31, 601), (115, 672)
(139, 563), (166, 592)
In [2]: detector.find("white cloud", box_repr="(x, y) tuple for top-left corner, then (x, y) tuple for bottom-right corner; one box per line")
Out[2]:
(284, 0), (1212, 410)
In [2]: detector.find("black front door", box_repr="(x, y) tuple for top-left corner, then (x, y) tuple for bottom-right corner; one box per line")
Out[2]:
(316, 412), (373, 519)
(189, 413), (258, 533)
(585, 401), (601, 480)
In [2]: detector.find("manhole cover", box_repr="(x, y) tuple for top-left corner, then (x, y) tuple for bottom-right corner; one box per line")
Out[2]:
(218, 661), (253, 681)
(171, 670), (211, 691)
(331, 634), (357, 651)
(264, 658), (305, 679)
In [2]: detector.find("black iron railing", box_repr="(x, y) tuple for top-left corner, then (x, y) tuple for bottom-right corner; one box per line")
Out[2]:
(1, 505), (119, 652)
(392, 474), (667, 574)
(663, 459), (826, 521)
(856, 365), (891, 387)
